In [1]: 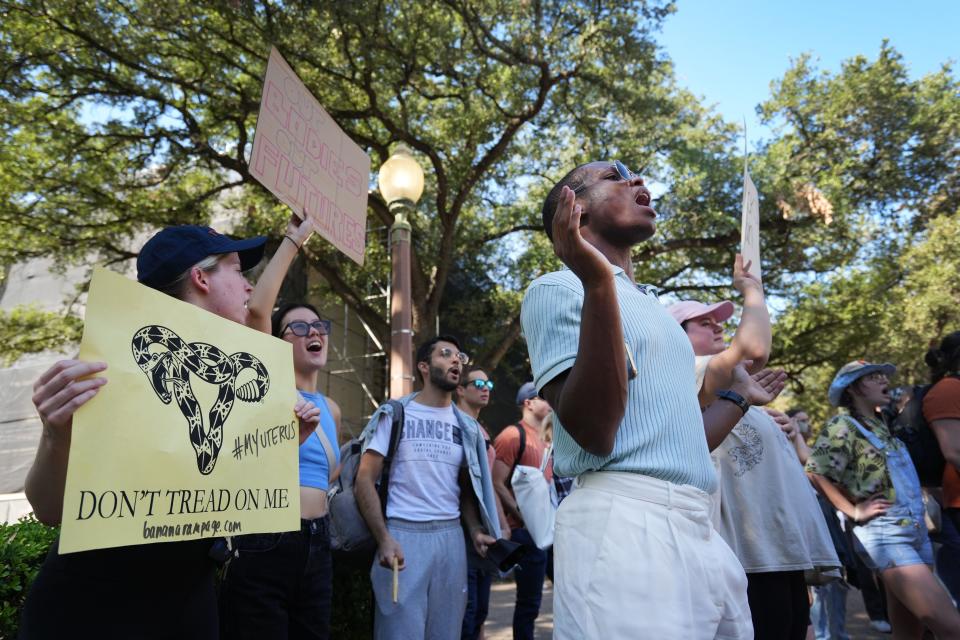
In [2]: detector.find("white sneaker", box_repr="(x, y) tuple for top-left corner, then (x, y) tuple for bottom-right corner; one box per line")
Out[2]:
(869, 620), (892, 633)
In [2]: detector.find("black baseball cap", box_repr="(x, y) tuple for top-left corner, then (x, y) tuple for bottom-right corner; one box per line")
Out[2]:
(137, 225), (267, 290)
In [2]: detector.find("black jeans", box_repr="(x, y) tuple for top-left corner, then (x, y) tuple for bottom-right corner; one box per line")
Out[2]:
(220, 517), (333, 640)
(462, 565), (493, 640)
(746, 570), (810, 640)
(511, 527), (547, 640)
(20, 538), (217, 639)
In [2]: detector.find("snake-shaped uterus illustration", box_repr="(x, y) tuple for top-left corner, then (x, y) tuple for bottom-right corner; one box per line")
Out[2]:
(132, 325), (270, 475)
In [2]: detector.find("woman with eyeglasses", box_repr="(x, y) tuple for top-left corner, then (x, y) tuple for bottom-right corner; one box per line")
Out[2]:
(220, 301), (342, 640)
(806, 361), (960, 639)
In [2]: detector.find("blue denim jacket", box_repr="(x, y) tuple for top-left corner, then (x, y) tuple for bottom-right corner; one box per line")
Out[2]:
(359, 393), (502, 540)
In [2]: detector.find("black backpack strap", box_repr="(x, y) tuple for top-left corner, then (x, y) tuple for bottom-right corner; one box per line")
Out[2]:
(377, 400), (405, 518)
(508, 423), (527, 487)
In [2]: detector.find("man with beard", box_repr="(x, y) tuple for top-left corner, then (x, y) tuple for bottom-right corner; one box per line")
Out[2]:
(355, 336), (501, 640)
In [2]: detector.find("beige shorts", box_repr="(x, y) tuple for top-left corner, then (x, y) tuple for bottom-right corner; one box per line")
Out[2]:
(553, 471), (752, 640)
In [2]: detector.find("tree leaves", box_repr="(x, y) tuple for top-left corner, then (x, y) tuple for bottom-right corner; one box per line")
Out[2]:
(0, 3), (956, 419)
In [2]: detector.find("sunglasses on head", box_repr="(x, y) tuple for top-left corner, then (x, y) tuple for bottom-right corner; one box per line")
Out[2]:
(464, 379), (494, 391)
(281, 319), (332, 337)
(572, 160), (637, 196)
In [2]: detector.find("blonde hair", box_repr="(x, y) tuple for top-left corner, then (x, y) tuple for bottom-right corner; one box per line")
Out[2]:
(157, 254), (224, 299)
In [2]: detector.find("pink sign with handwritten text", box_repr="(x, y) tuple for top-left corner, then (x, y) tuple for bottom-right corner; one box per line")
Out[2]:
(250, 47), (370, 265)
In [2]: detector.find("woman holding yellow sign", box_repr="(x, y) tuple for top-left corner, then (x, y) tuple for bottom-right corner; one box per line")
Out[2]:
(20, 219), (319, 639)
(217, 210), (343, 640)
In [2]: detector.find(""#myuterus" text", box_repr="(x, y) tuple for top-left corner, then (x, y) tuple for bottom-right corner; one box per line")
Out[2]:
(232, 420), (298, 461)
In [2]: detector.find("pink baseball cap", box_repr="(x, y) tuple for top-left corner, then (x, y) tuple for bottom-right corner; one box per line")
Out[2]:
(666, 300), (736, 325)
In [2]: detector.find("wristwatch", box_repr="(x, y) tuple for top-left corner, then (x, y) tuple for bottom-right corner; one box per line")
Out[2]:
(716, 389), (750, 416)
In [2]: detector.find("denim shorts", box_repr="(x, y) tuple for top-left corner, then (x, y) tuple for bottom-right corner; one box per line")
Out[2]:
(853, 513), (934, 571)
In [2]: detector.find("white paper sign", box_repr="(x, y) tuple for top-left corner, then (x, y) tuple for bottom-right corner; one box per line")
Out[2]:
(249, 47), (370, 265)
(741, 159), (762, 283)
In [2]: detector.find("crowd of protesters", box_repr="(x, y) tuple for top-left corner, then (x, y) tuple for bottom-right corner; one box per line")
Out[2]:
(17, 159), (960, 639)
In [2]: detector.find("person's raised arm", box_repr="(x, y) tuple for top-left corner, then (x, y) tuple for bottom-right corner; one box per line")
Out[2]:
(26, 360), (108, 525)
(701, 366), (786, 451)
(700, 255), (771, 403)
(245, 214), (315, 334)
(539, 186), (627, 457)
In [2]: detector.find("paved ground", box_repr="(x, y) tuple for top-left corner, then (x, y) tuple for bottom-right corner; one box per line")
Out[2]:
(485, 577), (888, 639)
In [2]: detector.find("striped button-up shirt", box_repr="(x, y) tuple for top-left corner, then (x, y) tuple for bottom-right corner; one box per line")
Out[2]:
(520, 265), (717, 493)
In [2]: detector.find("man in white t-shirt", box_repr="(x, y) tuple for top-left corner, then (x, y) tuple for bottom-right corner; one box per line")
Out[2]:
(355, 335), (501, 640)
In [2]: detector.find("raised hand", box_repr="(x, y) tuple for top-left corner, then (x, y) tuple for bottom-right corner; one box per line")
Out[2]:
(551, 185), (612, 287)
(286, 212), (315, 249)
(732, 253), (763, 295)
(730, 365), (786, 407)
(32, 359), (108, 441)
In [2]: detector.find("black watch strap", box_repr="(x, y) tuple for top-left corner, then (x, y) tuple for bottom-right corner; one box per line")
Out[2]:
(717, 389), (750, 416)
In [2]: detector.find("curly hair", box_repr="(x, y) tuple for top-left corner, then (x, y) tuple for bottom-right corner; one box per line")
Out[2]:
(541, 164), (589, 241)
(925, 330), (960, 383)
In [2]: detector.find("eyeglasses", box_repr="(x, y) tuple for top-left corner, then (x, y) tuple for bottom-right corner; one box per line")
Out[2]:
(282, 319), (332, 337)
(465, 379), (494, 391)
(572, 160), (637, 195)
(438, 347), (469, 364)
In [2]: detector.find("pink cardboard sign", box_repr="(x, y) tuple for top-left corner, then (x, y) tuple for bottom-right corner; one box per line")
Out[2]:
(250, 47), (370, 265)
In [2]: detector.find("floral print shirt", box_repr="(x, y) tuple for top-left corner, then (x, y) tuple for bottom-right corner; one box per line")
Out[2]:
(804, 414), (899, 503)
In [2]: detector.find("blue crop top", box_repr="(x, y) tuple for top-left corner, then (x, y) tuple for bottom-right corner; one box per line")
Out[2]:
(298, 390), (340, 490)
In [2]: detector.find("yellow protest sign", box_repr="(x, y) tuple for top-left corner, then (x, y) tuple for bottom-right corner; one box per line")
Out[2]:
(60, 267), (300, 554)
(249, 46), (370, 265)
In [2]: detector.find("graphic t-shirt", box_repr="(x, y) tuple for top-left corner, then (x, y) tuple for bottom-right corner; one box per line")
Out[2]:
(923, 376), (960, 508)
(712, 407), (838, 572)
(695, 356), (838, 573)
(367, 401), (465, 521)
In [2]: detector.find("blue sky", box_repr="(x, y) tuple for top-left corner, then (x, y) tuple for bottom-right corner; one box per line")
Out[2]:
(659, 0), (960, 144)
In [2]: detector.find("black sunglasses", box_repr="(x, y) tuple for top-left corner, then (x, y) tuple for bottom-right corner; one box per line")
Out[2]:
(281, 319), (332, 337)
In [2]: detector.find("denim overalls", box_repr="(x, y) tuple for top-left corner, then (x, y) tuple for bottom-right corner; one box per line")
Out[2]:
(848, 417), (934, 570)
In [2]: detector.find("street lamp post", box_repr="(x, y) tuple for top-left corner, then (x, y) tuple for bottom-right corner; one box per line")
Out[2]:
(377, 145), (424, 398)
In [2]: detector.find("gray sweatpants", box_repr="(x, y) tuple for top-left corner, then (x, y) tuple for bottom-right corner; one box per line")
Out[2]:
(371, 517), (467, 640)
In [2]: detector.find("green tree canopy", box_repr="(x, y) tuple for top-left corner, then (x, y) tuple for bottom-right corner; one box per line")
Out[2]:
(1, 2), (957, 421)
(1, 0), (695, 367)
